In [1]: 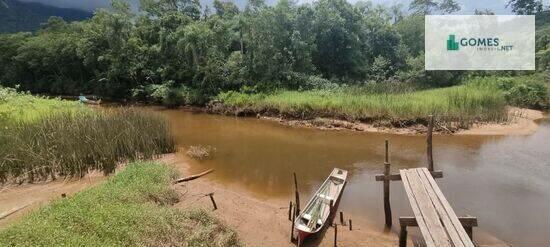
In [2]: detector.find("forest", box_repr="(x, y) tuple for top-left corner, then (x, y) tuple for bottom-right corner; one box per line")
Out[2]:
(0, 0), (548, 115)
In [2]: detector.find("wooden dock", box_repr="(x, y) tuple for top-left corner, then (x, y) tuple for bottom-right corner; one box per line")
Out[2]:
(399, 168), (475, 247)
(375, 116), (478, 247)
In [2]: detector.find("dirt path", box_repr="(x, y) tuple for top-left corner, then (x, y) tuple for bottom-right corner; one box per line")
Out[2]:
(162, 154), (401, 246)
(0, 172), (105, 229)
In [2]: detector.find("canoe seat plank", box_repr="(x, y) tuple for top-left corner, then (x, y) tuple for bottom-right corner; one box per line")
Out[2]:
(400, 168), (474, 247)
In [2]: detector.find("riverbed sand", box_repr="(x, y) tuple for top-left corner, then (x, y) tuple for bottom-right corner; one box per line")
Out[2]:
(0, 171), (105, 229)
(161, 154), (401, 247)
(457, 107), (544, 136)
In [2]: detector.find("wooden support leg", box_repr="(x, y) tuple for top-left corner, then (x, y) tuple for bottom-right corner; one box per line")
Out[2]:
(333, 224), (338, 247)
(465, 226), (473, 240)
(399, 225), (407, 247)
(290, 206), (296, 242)
(288, 201), (293, 221)
(329, 199), (334, 225)
(384, 139), (392, 228)
(427, 115), (434, 172)
(294, 172), (300, 217)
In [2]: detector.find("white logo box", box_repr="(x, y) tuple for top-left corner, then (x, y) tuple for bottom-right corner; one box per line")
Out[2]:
(425, 15), (535, 70)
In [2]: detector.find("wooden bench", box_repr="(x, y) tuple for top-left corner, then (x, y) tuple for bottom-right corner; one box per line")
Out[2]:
(399, 168), (476, 247)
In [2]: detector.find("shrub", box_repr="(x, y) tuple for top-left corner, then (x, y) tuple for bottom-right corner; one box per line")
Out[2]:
(505, 82), (548, 109)
(466, 75), (549, 109)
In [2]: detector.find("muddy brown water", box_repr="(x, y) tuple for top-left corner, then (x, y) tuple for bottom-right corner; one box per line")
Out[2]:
(159, 109), (550, 247)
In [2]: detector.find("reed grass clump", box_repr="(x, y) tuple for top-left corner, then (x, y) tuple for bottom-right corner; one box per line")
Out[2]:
(216, 84), (508, 126)
(186, 145), (216, 160)
(0, 108), (176, 184)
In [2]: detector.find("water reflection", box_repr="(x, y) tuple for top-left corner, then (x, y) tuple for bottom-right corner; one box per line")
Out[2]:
(159, 109), (550, 246)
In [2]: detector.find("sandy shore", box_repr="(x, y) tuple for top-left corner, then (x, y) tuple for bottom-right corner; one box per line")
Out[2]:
(0, 157), (399, 246)
(0, 172), (105, 229)
(162, 154), (512, 247)
(161, 154), (401, 247)
(1, 154), (512, 246)
(256, 107), (544, 136)
(457, 107), (544, 136)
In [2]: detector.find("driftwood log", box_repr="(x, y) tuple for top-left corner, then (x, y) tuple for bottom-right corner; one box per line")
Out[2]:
(0, 204), (30, 220)
(173, 169), (214, 184)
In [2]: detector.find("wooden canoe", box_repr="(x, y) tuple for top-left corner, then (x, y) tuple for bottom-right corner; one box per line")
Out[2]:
(79, 96), (102, 105)
(294, 168), (348, 243)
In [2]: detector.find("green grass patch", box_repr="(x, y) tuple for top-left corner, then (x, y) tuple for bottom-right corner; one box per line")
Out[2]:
(0, 87), (84, 125)
(0, 162), (241, 246)
(216, 84), (508, 124)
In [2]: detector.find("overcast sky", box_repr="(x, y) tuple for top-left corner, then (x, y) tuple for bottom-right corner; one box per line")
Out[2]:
(17, 0), (536, 14)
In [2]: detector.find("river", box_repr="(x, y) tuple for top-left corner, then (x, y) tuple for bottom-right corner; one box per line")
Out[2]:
(159, 109), (550, 246)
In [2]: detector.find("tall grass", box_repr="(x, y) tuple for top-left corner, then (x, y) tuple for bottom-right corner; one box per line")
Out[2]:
(216, 84), (508, 125)
(0, 162), (241, 246)
(0, 87), (83, 124)
(0, 108), (175, 184)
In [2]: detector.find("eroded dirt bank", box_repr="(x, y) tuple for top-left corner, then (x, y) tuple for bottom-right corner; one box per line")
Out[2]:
(204, 105), (544, 136)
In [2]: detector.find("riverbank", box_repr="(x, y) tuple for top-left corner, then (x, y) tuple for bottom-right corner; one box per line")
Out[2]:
(0, 162), (240, 246)
(162, 153), (512, 246)
(1, 153), (515, 246)
(0, 171), (105, 229)
(0, 155), (400, 246)
(258, 107), (544, 136)
(201, 103), (544, 136)
(161, 154), (400, 246)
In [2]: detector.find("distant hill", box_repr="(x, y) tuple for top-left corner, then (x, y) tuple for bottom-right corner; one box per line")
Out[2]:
(0, 0), (92, 33)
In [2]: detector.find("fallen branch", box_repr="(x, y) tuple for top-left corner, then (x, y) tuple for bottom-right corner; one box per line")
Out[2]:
(0, 203), (31, 220)
(173, 169), (214, 184)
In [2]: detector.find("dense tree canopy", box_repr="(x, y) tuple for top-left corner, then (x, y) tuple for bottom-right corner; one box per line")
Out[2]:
(0, 0), (548, 103)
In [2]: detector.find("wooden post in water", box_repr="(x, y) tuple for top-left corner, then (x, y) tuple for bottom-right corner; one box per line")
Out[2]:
(427, 115), (434, 172)
(290, 205), (296, 242)
(333, 223), (338, 247)
(339, 211), (344, 225)
(383, 139), (392, 228)
(293, 172), (300, 217)
(399, 225), (407, 247)
(349, 219), (352, 231)
(288, 201), (293, 221)
(465, 226), (473, 241)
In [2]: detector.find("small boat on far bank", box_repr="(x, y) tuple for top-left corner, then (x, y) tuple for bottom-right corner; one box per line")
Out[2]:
(294, 168), (348, 243)
(79, 95), (102, 105)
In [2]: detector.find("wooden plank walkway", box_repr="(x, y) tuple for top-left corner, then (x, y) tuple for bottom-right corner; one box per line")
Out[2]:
(400, 168), (474, 247)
